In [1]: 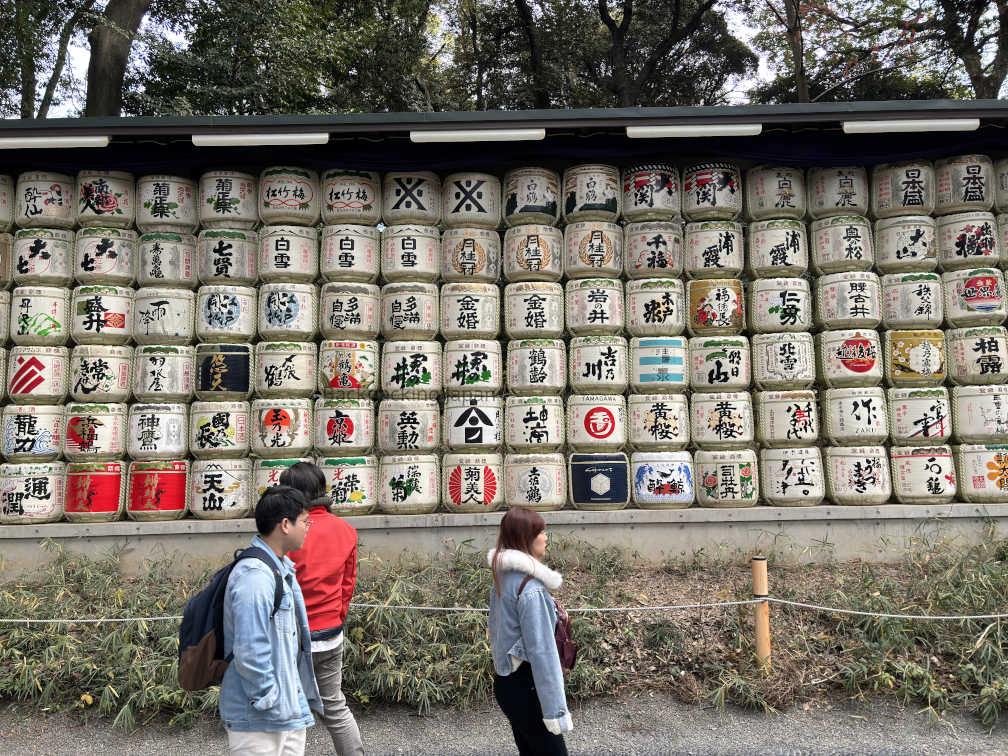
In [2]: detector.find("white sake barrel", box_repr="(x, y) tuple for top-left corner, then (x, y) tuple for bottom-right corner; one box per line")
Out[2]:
(506, 339), (565, 395)
(0, 306), (7, 354)
(504, 282), (563, 339)
(745, 165), (805, 221)
(624, 221), (683, 279)
(626, 278), (685, 337)
(194, 342), (254, 401)
(935, 154), (994, 215)
(755, 390), (819, 447)
(126, 460), (188, 521)
(504, 395), (563, 453)
(952, 385), (1008, 443)
(383, 171), (441, 226)
(127, 402), (187, 460)
(503, 453), (565, 511)
(999, 214), (1008, 268)
(64, 460), (127, 523)
(562, 164), (620, 223)
(250, 398), (313, 458)
(564, 221), (623, 278)
(760, 447), (824, 507)
(188, 400), (250, 459)
(752, 332), (816, 390)
(890, 445), (956, 505)
(631, 451), (694, 508)
(15, 172), (75, 229)
(133, 345), (194, 403)
(691, 391), (753, 450)
(197, 229), (258, 285)
(322, 169), (382, 226)
(628, 393), (689, 451)
(689, 336), (750, 392)
(257, 282), (316, 341)
(937, 212), (999, 271)
(138, 232), (197, 289)
(136, 175), (197, 233)
(69, 344), (131, 403)
(815, 271), (882, 330)
(888, 387), (952, 446)
(133, 287), (195, 345)
(747, 219), (808, 278)
(259, 225), (318, 283)
(259, 167), (320, 226)
(808, 166), (869, 219)
(503, 167), (561, 226)
(321, 225), (380, 283)
(440, 227), (500, 283)
(2, 403), (64, 461)
(682, 163), (742, 221)
(824, 446), (892, 505)
(874, 216), (937, 273)
(198, 171), (258, 229)
(0, 234), (12, 289)
(380, 340), (441, 398)
(565, 278), (623, 336)
(748, 277), (812, 333)
(318, 456), (379, 516)
(816, 329), (883, 388)
(314, 398), (374, 455)
(442, 453), (504, 513)
(8, 345), (68, 405)
(74, 227), (136, 285)
(567, 394), (626, 451)
(503, 224), (563, 282)
(13, 228), (73, 286)
(70, 285), (132, 346)
(569, 335), (627, 394)
(884, 329), (946, 388)
(443, 339), (502, 396)
(871, 161), (934, 218)
(441, 282), (499, 340)
(622, 164), (680, 222)
(443, 396), (503, 451)
(881, 273), (944, 330)
(379, 454), (440, 514)
(196, 285), (256, 342)
(0, 175), (11, 231)
(442, 172), (501, 229)
(319, 340), (378, 397)
(190, 458), (252, 520)
(254, 341), (316, 398)
(810, 215), (873, 274)
(568, 452), (630, 511)
(252, 457), (313, 497)
(942, 268), (1007, 326)
(955, 444), (1008, 502)
(11, 285), (70, 346)
(694, 449), (758, 508)
(686, 278), (745, 336)
(630, 336), (688, 393)
(684, 221), (744, 278)
(320, 282), (380, 340)
(380, 282), (438, 341)
(0, 461), (65, 523)
(946, 326), (1007, 385)
(997, 159), (1008, 214)
(823, 387), (888, 446)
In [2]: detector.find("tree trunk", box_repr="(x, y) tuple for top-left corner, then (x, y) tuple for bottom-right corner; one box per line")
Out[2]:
(14, 1), (36, 118)
(84, 0), (152, 117)
(513, 0), (551, 108)
(784, 0), (809, 102)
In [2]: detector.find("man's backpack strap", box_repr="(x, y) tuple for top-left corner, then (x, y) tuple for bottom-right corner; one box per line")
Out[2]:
(221, 546), (286, 663)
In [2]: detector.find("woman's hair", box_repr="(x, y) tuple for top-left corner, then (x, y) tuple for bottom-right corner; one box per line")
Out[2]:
(278, 461), (327, 505)
(492, 507), (546, 596)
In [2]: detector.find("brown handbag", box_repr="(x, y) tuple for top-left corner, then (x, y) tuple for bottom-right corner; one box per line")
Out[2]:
(518, 575), (578, 675)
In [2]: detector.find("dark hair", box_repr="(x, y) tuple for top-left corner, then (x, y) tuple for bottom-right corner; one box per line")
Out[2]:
(255, 485), (309, 535)
(492, 507), (546, 596)
(278, 461), (327, 503)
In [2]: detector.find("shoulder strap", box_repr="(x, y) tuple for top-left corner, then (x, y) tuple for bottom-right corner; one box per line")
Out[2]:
(235, 546), (285, 619)
(516, 574), (533, 597)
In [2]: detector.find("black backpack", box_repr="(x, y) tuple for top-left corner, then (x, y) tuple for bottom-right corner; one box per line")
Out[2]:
(178, 546), (284, 691)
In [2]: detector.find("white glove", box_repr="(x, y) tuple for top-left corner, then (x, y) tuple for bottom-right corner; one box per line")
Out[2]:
(543, 712), (573, 735)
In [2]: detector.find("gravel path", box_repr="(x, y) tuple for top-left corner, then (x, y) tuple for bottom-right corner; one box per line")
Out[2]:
(2, 694), (1004, 755)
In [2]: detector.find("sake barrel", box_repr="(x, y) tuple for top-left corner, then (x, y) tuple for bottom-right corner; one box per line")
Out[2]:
(0, 234), (12, 289)
(253, 457), (313, 497)
(625, 278), (685, 337)
(567, 394), (626, 452)
(624, 221), (683, 279)
(630, 336), (688, 393)
(816, 329), (883, 388)
(997, 159), (1008, 215)
(937, 212), (999, 271)
(562, 164), (621, 223)
(503, 453), (565, 511)
(189, 401), (250, 459)
(622, 164), (680, 222)
(194, 342), (254, 401)
(747, 219), (808, 278)
(748, 277), (812, 333)
(691, 391), (754, 450)
(810, 215), (874, 274)
(628, 393), (689, 451)
(259, 166), (320, 226)
(506, 339), (565, 395)
(15, 172), (75, 229)
(442, 453), (504, 512)
(682, 163), (742, 221)
(565, 278), (624, 336)
(380, 225), (441, 282)
(127, 402), (187, 460)
(8, 345), (68, 405)
(137, 175), (197, 233)
(889, 445), (956, 505)
(441, 282), (500, 340)
(250, 398), (313, 458)
(1, 403), (64, 461)
(257, 282), (316, 341)
(503, 167), (561, 226)
(190, 458), (253, 520)
(319, 340), (378, 397)
(70, 285), (132, 346)
(503, 224), (564, 282)
(952, 385), (1008, 443)
(78, 171), (136, 233)
(319, 456), (379, 516)
(504, 395), (563, 453)
(874, 215), (937, 273)
(69, 345), (131, 403)
(824, 446), (892, 505)
(943, 268), (1007, 326)
(0, 175), (11, 232)
(564, 221), (623, 278)
(314, 398), (374, 455)
(760, 447), (824, 507)
(443, 396), (503, 451)
(319, 282), (380, 340)
(745, 165), (806, 221)
(0, 461), (65, 523)
(807, 166), (869, 219)
(686, 278), (745, 336)
(442, 172), (501, 229)
(884, 329), (946, 387)
(443, 336), (502, 395)
(881, 273), (944, 330)
(935, 154), (994, 215)
(946, 326), (1008, 385)
(569, 335), (627, 394)
(258, 225), (318, 283)
(380, 282), (438, 341)
(126, 460), (188, 521)
(254, 341), (316, 398)
(504, 282), (564, 339)
(74, 227), (136, 285)
(197, 229), (258, 285)
(823, 387), (888, 446)
(133, 345), (194, 403)
(568, 452), (629, 510)
(751, 333), (816, 391)
(440, 227), (501, 283)
(133, 287), (195, 345)
(378, 453), (439, 514)
(64, 461), (126, 523)
(196, 285), (256, 342)
(815, 272), (882, 330)
(684, 221), (744, 279)
(321, 169), (382, 226)
(955, 444), (1008, 502)
(377, 398), (439, 453)
(999, 214), (1008, 269)
(0, 344), (7, 397)
(13, 228), (73, 286)
(321, 225), (380, 283)
(380, 340), (442, 399)
(382, 171), (441, 226)
(694, 449), (758, 508)
(888, 387), (952, 446)
(631, 451), (695, 508)
(871, 161), (934, 218)
(138, 232), (197, 289)
(754, 389), (819, 447)
(10, 285), (70, 346)
(198, 171), (258, 229)
(689, 336), (750, 393)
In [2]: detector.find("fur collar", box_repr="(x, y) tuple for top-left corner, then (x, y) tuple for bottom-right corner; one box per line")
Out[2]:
(487, 548), (563, 591)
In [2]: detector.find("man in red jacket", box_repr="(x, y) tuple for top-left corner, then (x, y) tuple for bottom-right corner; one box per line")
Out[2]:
(282, 462), (365, 756)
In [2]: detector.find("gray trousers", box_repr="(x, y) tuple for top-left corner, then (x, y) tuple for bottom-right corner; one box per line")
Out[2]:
(312, 643), (365, 756)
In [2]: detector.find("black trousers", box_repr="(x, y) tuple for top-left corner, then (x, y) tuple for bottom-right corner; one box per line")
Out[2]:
(493, 662), (569, 756)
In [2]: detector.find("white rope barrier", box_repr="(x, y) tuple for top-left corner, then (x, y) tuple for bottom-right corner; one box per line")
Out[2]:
(767, 597), (1008, 621)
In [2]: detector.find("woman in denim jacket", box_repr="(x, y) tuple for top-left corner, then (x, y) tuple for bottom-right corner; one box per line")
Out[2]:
(488, 507), (572, 756)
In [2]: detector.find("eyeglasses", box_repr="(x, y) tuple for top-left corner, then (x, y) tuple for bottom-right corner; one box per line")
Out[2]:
(288, 517), (312, 529)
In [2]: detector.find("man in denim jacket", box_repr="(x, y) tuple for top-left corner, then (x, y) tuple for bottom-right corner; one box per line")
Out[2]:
(220, 485), (324, 755)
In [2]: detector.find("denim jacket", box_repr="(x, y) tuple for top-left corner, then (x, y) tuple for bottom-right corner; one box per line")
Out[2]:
(219, 535), (323, 732)
(488, 548), (572, 734)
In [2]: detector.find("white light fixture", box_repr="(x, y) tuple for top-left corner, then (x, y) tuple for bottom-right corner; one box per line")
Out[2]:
(842, 118), (980, 134)
(626, 123), (762, 138)
(410, 128), (546, 143)
(0, 135), (110, 149)
(191, 132), (330, 147)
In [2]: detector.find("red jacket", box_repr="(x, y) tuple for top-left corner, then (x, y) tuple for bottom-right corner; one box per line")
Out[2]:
(288, 504), (358, 633)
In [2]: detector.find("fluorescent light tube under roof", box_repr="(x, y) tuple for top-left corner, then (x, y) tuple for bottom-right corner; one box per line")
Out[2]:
(0, 136), (109, 149)
(626, 124), (762, 138)
(410, 128), (546, 143)
(191, 133), (330, 147)
(842, 118), (980, 134)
